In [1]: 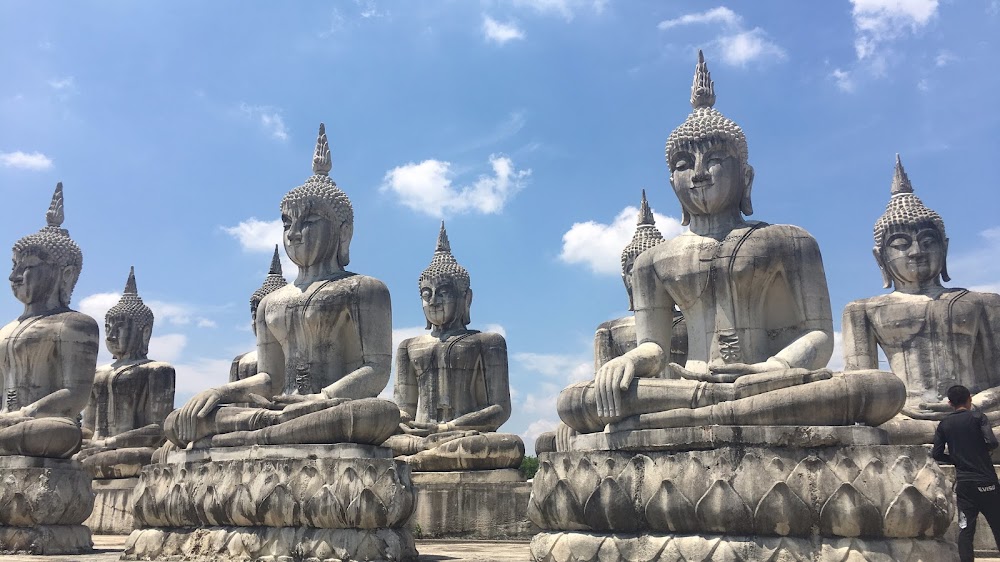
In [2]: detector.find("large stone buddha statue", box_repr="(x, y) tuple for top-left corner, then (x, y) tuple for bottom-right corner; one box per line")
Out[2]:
(163, 124), (399, 449)
(0, 183), (99, 458)
(77, 267), (175, 478)
(556, 52), (905, 436)
(843, 156), (1000, 444)
(230, 246), (287, 382)
(385, 224), (524, 471)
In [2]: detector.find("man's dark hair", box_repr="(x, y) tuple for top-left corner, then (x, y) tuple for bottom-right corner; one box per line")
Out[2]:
(947, 385), (972, 406)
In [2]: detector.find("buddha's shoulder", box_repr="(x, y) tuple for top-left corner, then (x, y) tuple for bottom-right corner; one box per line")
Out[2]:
(748, 222), (819, 246)
(956, 288), (1000, 308)
(596, 316), (634, 333)
(469, 330), (506, 347)
(47, 310), (100, 333)
(143, 360), (177, 374)
(843, 294), (889, 313)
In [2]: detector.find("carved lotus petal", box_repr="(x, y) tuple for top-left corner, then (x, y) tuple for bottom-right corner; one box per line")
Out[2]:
(164, 482), (193, 524)
(249, 466), (281, 505)
(537, 480), (587, 530)
(296, 464), (324, 500)
(753, 482), (812, 537)
(853, 458), (906, 509)
(230, 483), (257, 527)
(4, 493), (32, 526)
(710, 539), (746, 562)
(363, 463), (379, 486)
(819, 483), (881, 538)
(337, 466), (363, 504)
(583, 476), (639, 531)
(674, 535), (721, 562)
(549, 532), (602, 562)
(302, 485), (344, 528)
(569, 457), (601, 501)
(534, 460), (560, 501)
(832, 456), (862, 484)
(883, 485), (936, 538)
(613, 455), (648, 501)
(132, 486), (161, 527)
(695, 480), (753, 535)
(613, 534), (668, 562)
(787, 456), (842, 509)
(198, 484), (228, 526)
(889, 455), (917, 484)
(911, 464), (951, 515)
(600, 456), (618, 479)
(370, 466), (399, 506)
(733, 452), (771, 507)
(345, 488), (389, 528)
(260, 483), (297, 527)
(672, 455), (710, 504)
(644, 480), (697, 533)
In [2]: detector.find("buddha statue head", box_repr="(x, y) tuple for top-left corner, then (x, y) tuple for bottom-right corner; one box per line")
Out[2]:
(10, 182), (84, 309)
(249, 245), (288, 332)
(105, 266), (154, 360)
(418, 222), (472, 333)
(621, 190), (665, 310)
(872, 154), (949, 290)
(280, 123), (354, 270)
(665, 51), (754, 226)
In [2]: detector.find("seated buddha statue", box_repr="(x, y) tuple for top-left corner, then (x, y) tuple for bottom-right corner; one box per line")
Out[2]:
(77, 267), (176, 477)
(556, 52), (905, 436)
(0, 183), (99, 458)
(843, 155), (1000, 444)
(230, 246), (287, 382)
(164, 124), (399, 450)
(385, 224), (524, 471)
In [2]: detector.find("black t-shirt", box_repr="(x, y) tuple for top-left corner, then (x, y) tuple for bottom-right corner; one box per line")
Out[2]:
(932, 409), (999, 484)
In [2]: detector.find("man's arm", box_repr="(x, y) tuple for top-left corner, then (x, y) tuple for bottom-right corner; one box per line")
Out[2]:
(980, 412), (999, 451)
(932, 421), (951, 463)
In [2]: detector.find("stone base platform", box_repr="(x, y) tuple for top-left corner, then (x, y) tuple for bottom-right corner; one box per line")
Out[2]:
(125, 444), (417, 561)
(84, 477), (138, 535)
(409, 469), (537, 539)
(571, 424), (889, 452)
(0, 456), (94, 554)
(529, 440), (958, 562)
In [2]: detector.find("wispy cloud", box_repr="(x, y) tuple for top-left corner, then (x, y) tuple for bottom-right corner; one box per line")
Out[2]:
(830, 68), (856, 92)
(381, 154), (530, 218)
(48, 76), (75, 91)
(934, 50), (956, 67)
(509, 0), (607, 21)
(0, 151), (53, 170)
(483, 16), (525, 44)
(239, 104), (289, 141)
(511, 349), (593, 453)
(851, 0), (939, 61)
(949, 226), (1000, 293)
(657, 7), (785, 67)
(560, 205), (684, 275)
(221, 218), (298, 276)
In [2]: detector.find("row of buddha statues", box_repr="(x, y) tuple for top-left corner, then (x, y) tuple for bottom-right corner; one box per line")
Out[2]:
(1, 52), (998, 490)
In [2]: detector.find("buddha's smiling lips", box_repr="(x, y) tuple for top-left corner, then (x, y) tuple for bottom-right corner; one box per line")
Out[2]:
(690, 182), (713, 190)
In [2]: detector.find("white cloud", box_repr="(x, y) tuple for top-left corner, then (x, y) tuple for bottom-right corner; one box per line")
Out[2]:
(149, 333), (188, 363)
(0, 151), (53, 170)
(356, 0), (385, 18)
(831, 68), (856, 93)
(656, 7), (785, 66)
(172, 358), (233, 404)
(381, 155), (530, 218)
(483, 323), (507, 338)
(197, 318), (218, 329)
(483, 16), (525, 44)
(828, 331), (845, 372)
(850, 0), (939, 60)
(916, 78), (929, 92)
(559, 205), (684, 275)
(950, 227), (1000, 294)
(48, 77), (75, 91)
(511, 350), (592, 452)
(658, 6), (740, 30)
(510, 0), (607, 20)
(239, 104), (289, 141)
(934, 50), (956, 67)
(221, 218), (298, 277)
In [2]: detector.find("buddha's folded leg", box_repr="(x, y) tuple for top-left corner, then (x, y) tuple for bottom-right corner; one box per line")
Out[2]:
(211, 398), (401, 447)
(164, 406), (278, 448)
(81, 447), (156, 478)
(384, 434), (428, 456)
(404, 433), (525, 471)
(630, 370), (905, 430)
(110, 424), (167, 449)
(557, 379), (733, 434)
(0, 417), (81, 458)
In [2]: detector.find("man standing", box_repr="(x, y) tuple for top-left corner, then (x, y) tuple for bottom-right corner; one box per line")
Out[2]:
(933, 384), (1000, 561)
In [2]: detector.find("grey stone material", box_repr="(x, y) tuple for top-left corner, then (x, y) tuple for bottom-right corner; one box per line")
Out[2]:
(85, 477), (137, 535)
(409, 477), (536, 540)
(230, 246), (288, 383)
(530, 532), (956, 562)
(0, 456), (95, 526)
(528, 446), (952, 540)
(123, 527), (417, 562)
(410, 467), (522, 484)
(570, 424), (889, 452)
(0, 526), (92, 556)
(386, 223), (523, 472)
(843, 155), (1000, 445)
(131, 453), (414, 529)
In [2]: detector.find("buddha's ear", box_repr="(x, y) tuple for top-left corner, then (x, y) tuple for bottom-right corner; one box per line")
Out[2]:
(140, 324), (153, 356)
(680, 209), (691, 226)
(59, 264), (80, 307)
(461, 288), (473, 327)
(337, 221), (353, 267)
(873, 247), (893, 289)
(623, 273), (635, 312)
(740, 164), (755, 217)
(940, 237), (951, 282)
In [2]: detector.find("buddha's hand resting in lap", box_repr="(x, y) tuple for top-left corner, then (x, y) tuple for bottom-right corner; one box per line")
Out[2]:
(903, 401), (951, 421)
(399, 420), (453, 437)
(595, 355), (636, 420)
(174, 388), (227, 445)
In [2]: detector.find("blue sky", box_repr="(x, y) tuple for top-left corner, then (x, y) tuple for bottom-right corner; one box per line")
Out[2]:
(1, 0), (998, 452)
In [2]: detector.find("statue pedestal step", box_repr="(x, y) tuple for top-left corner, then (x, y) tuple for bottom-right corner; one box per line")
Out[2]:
(85, 477), (139, 535)
(0, 455), (94, 554)
(123, 444), (416, 561)
(409, 469), (537, 539)
(528, 440), (958, 562)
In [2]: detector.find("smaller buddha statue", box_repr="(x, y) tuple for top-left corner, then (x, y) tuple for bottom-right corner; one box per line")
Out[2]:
(385, 223), (524, 471)
(843, 155), (1000, 444)
(0, 183), (99, 458)
(230, 246), (287, 382)
(77, 267), (176, 477)
(163, 123), (399, 450)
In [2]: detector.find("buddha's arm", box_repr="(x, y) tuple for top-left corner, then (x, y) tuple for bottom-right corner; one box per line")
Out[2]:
(594, 322), (614, 371)
(449, 335), (511, 431)
(768, 235), (834, 370)
(139, 365), (176, 429)
(842, 301), (879, 370)
(255, 294), (285, 396)
(394, 341), (418, 423)
(22, 315), (99, 418)
(81, 388), (97, 434)
(972, 295), (1000, 412)
(321, 278), (392, 399)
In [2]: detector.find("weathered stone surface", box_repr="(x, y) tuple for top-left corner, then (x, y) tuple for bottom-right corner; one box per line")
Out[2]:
(123, 527), (416, 562)
(230, 246), (287, 383)
(528, 446), (952, 540)
(410, 477), (536, 540)
(571, 424), (888, 452)
(84, 477), (137, 535)
(0, 456), (94, 526)
(842, 155), (1000, 445)
(0, 525), (92, 555)
(530, 532), (957, 562)
(410, 468), (522, 485)
(133, 453), (414, 529)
